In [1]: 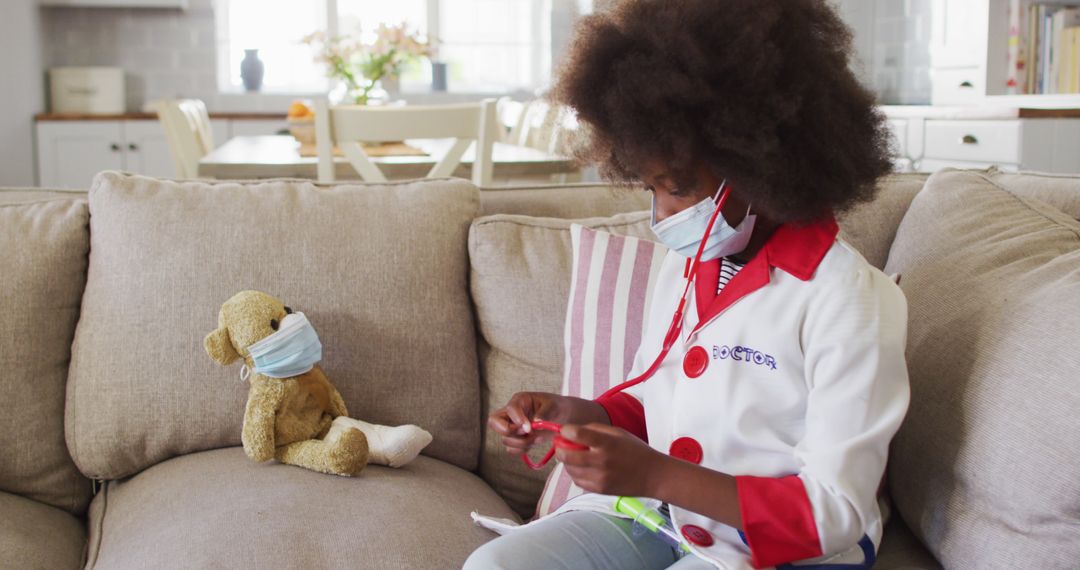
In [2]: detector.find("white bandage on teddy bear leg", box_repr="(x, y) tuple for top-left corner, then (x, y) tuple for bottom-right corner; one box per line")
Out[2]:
(330, 416), (432, 468)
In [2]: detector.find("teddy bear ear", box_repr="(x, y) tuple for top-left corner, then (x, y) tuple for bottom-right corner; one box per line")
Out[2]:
(204, 327), (240, 366)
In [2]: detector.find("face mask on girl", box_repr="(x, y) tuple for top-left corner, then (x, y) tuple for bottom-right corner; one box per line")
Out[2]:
(650, 181), (756, 261)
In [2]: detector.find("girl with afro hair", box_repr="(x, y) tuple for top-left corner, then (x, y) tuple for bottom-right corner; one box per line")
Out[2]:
(472, 1), (909, 568)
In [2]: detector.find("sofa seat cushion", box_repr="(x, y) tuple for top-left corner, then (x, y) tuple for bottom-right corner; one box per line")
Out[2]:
(0, 198), (92, 515)
(0, 491), (86, 569)
(67, 172), (482, 479)
(875, 517), (941, 569)
(884, 169), (1080, 568)
(85, 448), (517, 569)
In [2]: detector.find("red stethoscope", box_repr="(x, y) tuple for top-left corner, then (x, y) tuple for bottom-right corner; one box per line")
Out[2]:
(522, 183), (733, 469)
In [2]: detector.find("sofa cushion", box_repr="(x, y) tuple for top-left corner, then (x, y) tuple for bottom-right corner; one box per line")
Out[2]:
(0, 199), (92, 515)
(875, 517), (941, 570)
(468, 212), (656, 517)
(67, 172), (482, 479)
(535, 225), (667, 518)
(479, 183), (650, 218)
(84, 448), (515, 569)
(0, 491), (87, 570)
(985, 168), (1080, 219)
(884, 169), (1080, 568)
(0, 187), (87, 206)
(836, 173), (928, 270)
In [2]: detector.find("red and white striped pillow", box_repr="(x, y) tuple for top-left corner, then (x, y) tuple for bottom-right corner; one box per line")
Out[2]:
(533, 224), (668, 517)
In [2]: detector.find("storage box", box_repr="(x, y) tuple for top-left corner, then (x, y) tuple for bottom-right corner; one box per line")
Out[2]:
(49, 67), (125, 114)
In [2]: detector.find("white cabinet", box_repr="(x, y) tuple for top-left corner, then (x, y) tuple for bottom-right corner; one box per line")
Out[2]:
(122, 121), (180, 179)
(930, 0), (989, 69)
(36, 118), (229, 188)
(929, 0), (1080, 106)
(930, 0), (992, 104)
(38, 0), (188, 8)
(913, 118), (1080, 173)
(36, 121), (126, 188)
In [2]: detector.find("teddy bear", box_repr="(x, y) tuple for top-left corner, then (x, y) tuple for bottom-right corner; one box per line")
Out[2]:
(204, 290), (432, 476)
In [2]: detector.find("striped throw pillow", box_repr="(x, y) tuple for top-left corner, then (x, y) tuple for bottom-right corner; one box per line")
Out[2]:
(533, 224), (668, 517)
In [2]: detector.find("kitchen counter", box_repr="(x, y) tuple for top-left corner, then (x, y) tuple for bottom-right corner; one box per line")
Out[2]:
(35, 112), (286, 121)
(880, 105), (1080, 119)
(36, 107), (1080, 122)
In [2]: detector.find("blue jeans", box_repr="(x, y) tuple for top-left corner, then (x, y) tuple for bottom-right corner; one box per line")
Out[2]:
(464, 511), (718, 570)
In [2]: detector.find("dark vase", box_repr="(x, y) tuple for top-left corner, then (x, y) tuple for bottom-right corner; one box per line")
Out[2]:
(431, 61), (448, 92)
(240, 49), (264, 92)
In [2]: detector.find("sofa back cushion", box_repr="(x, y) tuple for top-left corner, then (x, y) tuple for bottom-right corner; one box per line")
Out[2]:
(835, 173), (928, 270)
(884, 169), (1080, 568)
(66, 172), (482, 479)
(479, 184), (650, 218)
(984, 169), (1080, 219)
(0, 197), (92, 514)
(468, 212), (655, 517)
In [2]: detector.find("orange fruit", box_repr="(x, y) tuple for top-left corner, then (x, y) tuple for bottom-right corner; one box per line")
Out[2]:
(287, 101), (314, 119)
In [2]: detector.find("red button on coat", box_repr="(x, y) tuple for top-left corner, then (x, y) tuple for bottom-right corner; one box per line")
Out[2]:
(669, 437), (703, 464)
(682, 346), (709, 378)
(681, 524), (715, 547)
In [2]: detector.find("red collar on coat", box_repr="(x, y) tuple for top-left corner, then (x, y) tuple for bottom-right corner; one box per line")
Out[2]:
(692, 216), (839, 331)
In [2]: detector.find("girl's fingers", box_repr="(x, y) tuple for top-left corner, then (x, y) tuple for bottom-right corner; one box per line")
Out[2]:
(505, 405), (533, 434)
(488, 414), (513, 435)
(554, 446), (599, 467)
(501, 434), (531, 448)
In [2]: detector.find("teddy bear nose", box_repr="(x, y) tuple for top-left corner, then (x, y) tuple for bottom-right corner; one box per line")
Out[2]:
(284, 306), (293, 315)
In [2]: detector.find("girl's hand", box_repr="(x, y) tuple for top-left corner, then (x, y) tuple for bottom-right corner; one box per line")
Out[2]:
(488, 392), (568, 455)
(555, 423), (672, 497)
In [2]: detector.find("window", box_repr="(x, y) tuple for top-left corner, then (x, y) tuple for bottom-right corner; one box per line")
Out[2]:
(215, 0), (329, 93)
(216, 0), (573, 94)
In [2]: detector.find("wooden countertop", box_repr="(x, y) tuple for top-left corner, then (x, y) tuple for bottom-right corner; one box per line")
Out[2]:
(35, 112), (287, 121)
(36, 107), (1080, 122)
(880, 105), (1080, 119)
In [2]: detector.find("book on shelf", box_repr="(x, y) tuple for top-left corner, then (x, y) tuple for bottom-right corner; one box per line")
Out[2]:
(1014, 1), (1080, 94)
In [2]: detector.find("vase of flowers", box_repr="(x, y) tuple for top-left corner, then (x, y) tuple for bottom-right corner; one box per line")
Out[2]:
(303, 23), (432, 105)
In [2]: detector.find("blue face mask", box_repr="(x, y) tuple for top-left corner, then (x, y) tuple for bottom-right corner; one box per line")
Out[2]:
(246, 312), (323, 379)
(650, 182), (756, 261)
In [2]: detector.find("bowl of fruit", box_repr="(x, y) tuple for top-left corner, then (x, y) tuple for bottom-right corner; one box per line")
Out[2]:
(287, 100), (316, 146)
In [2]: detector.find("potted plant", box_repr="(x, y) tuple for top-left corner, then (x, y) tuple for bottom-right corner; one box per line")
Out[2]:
(302, 23), (432, 106)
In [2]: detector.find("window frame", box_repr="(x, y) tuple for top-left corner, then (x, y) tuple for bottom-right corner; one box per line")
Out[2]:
(215, 0), (551, 97)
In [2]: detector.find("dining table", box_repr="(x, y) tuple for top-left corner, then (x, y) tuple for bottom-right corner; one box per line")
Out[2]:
(197, 135), (577, 183)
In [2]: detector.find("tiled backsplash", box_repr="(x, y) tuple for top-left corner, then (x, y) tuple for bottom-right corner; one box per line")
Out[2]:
(835, 0), (933, 105)
(42, 0), (219, 112)
(871, 0), (932, 105)
(42, 0), (933, 112)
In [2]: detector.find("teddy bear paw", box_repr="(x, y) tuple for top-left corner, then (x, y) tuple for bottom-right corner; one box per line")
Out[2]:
(328, 427), (369, 476)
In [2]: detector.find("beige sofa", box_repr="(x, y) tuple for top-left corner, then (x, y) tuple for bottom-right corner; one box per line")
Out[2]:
(1, 168), (1077, 569)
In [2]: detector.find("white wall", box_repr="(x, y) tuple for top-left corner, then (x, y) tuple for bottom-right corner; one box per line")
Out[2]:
(0, 0), (46, 186)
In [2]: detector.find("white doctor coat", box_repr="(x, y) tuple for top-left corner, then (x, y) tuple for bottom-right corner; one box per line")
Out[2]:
(475, 217), (910, 569)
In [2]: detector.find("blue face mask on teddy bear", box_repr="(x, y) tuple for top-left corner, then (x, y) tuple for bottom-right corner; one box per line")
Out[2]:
(246, 312), (323, 378)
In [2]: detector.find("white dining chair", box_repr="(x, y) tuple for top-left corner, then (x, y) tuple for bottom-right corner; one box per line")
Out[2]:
(496, 96), (526, 143)
(506, 99), (583, 183)
(509, 99), (563, 152)
(156, 99), (215, 179)
(314, 99), (499, 186)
